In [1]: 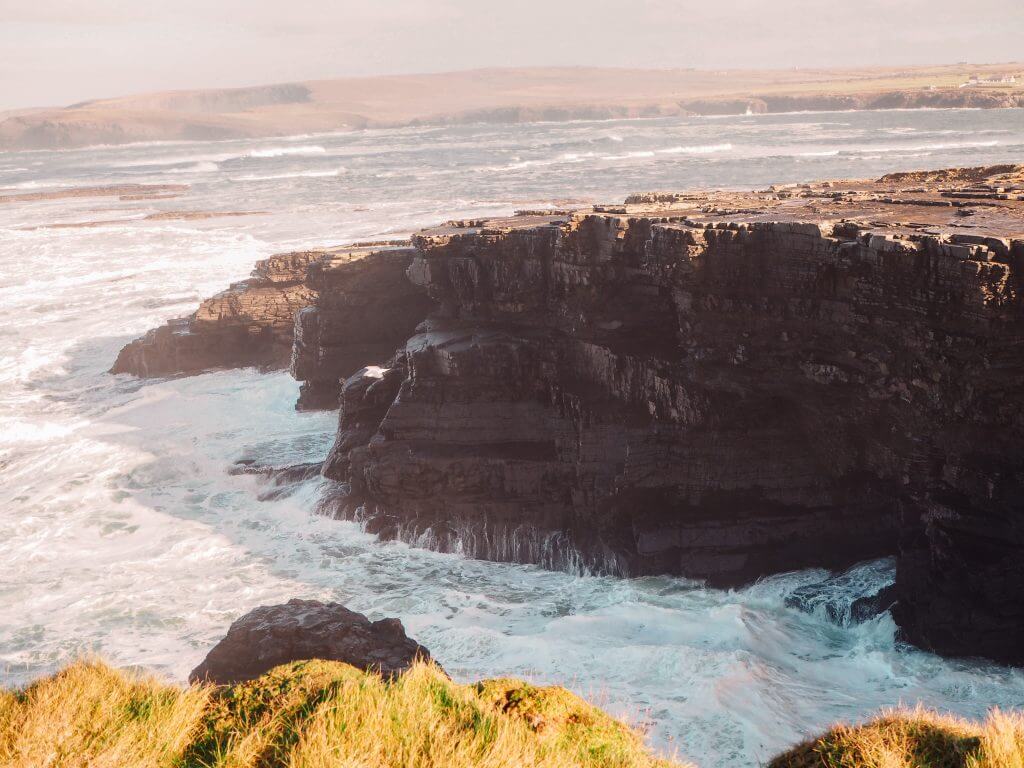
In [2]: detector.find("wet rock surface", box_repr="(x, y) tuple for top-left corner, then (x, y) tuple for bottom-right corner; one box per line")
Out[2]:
(851, 584), (899, 624)
(189, 599), (434, 684)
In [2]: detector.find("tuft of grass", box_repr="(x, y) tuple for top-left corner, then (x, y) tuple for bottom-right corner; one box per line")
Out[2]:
(0, 658), (687, 768)
(0, 658), (211, 768)
(769, 706), (1024, 768)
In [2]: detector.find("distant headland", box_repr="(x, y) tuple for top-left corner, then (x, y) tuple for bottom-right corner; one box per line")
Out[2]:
(2, 62), (1023, 151)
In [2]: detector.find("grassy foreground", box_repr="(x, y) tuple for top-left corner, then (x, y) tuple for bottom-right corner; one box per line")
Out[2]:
(0, 658), (686, 768)
(769, 707), (1024, 768)
(2, 660), (1021, 768)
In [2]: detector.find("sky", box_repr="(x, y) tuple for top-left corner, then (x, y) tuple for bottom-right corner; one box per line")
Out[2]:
(1, 0), (1022, 110)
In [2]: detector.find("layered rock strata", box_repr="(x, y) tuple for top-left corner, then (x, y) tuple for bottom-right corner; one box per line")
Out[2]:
(112, 250), (321, 376)
(290, 245), (436, 409)
(324, 167), (1024, 663)
(113, 243), (435, 409)
(115, 165), (1024, 664)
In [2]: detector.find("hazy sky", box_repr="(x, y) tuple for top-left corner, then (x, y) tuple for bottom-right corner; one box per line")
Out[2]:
(1, 0), (1022, 110)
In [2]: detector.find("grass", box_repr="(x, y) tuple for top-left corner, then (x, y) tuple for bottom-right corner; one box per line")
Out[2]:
(0, 658), (687, 768)
(3, 660), (1021, 768)
(769, 706), (1024, 768)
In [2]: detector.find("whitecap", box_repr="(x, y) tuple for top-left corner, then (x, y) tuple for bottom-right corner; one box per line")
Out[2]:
(659, 143), (733, 155)
(246, 145), (327, 159)
(847, 139), (1000, 155)
(230, 168), (346, 182)
(603, 150), (657, 160)
(163, 161), (220, 174)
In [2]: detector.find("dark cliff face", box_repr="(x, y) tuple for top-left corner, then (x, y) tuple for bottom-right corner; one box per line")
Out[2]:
(290, 246), (437, 409)
(323, 214), (1023, 600)
(113, 165), (1024, 664)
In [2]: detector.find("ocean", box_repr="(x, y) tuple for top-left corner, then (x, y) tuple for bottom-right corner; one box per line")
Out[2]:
(2, 108), (1023, 767)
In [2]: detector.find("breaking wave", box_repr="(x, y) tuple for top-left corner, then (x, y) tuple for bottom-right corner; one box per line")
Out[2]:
(659, 142), (734, 155)
(230, 167), (347, 182)
(246, 145), (327, 159)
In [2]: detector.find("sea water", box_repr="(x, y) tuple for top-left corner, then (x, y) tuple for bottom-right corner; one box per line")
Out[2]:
(2, 109), (1024, 767)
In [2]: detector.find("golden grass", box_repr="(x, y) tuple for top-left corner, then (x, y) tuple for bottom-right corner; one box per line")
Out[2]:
(0, 659), (687, 768)
(0, 658), (211, 768)
(769, 706), (1024, 768)
(5, 659), (1021, 768)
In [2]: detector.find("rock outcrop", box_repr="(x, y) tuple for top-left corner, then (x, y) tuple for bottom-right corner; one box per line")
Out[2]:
(117, 164), (1024, 665)
(113, 243), (435, 409)
(112, 250), (321, 377)
(189, 599), (434, 684)
(323, 167), (1024, 663)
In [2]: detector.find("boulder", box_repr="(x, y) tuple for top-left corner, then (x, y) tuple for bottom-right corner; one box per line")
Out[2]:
(850, 584), (899, 623)
(189, 599), (434, 684)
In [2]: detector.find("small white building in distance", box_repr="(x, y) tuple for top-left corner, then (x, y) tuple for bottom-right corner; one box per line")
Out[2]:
(960, 74), (1018, 88)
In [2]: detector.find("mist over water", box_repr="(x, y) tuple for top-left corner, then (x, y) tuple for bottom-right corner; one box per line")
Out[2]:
(2, 109), (1024, 767)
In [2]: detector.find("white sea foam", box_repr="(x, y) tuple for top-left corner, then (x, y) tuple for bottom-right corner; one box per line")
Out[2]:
(3, 108), (1024, 768)
(604, 150), (657, 160)
(246, 145), (327, 158)
(168, 161), (221, 174)
(659, 143), (733, 155)
(111, 144), (327, 170)
(230, 167), (347, 182)
(847, 139), (1000, 154)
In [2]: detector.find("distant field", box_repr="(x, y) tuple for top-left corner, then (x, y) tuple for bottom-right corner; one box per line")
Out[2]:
(2, 63), (1022, 150)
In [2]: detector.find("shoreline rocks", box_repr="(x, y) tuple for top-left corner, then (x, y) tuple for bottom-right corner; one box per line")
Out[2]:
(189, 599), (435, 684)
(111, 250), (321, 377)
(112, 243), (435, 409)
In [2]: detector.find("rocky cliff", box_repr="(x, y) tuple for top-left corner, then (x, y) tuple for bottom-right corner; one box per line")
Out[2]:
(112, 242), (434, 409)
(114, 164), (1024, 664)
(111, 250), (321, 377)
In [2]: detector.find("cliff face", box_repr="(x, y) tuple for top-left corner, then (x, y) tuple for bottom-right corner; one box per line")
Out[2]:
(290, 245), (436, 409)
(114, 165), (1024, 664)
(325, 215), (1022, 592)
(322, 168), (1024, 663)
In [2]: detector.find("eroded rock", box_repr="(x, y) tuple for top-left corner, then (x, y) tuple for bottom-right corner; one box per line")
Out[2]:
(318, 165), (1024, 663)
(189, 599), (434, 684)
(112, 243), (435, 410)
(111, 250), (321, 376)
(290, 244), (436, 409)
